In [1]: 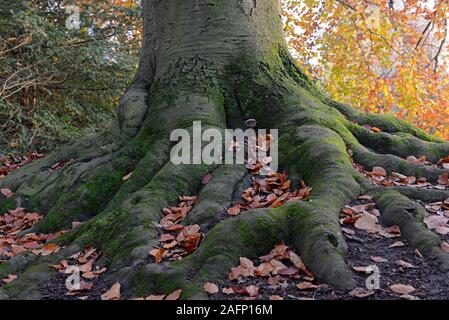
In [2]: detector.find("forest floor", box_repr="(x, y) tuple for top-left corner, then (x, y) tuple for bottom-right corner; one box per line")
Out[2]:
(2, 147), (449, 300)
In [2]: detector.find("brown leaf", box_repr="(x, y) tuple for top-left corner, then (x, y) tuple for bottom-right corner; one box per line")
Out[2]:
(269, 295), (284, 300)
(354, 213), (381, 233)
(438, 172), (449, 185)
(245, 285), (259, 297)
(352, 266), (371, 273)
(149, 248), (166, 263)
(227, 204), (241, 216)
(349, 287), (375, 298)
(395, 260), (415, 269)
(239, 257), (254, 269)
(389, 241), (405, 248)
(179, 195), (197, 202)
(165, 289), (182, 300)
(101, 282), (121, 300)
(42, 242), (59, 252)
(222, 287), (234, 295)
(277, 266), (298, 276)
(390, 284), (415, 295)
(183, 233), (201, 253)
(203, 282), (219, 294)
(254, 262), (274, 277)
(229, 265), (255, 280)
(66, 281), (93, 295)
(371, 256), (388, 263)
(288, 251), (306, 272)
(400, 294), (420, 300)
(122, 172), (133, 181)
(440, 241), (449, 253)
(202, 173), (213, 185)
(2, 274), (17, 284)
(159, 234), (176, 242)
(297, 282), (318, 290)
(164, 224), (185, 232)
(371, 166), (387, 176)
(0, 188), (14, 198)
(145, 295), (165, 300)
(78, 259), (94, 273)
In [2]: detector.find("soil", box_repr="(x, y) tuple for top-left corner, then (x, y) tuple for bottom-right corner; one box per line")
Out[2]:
(211, 198), (449, 300)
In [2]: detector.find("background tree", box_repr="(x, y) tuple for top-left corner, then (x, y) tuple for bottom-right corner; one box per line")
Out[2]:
(283, 0), (449, 138)
(0, 0), (141, 152)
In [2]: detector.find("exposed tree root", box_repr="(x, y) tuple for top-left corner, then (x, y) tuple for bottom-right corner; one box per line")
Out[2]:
(370, 186), (449, 203)
(2, 37), (449, 300)
(373, 190), (449, 272)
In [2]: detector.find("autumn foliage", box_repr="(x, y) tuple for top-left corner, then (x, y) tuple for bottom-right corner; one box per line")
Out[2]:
(283, 0), (449, 139)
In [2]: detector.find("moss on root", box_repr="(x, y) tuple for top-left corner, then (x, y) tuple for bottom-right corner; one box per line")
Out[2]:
(374, 190), (449, 271)
(36, 158), (135, 233)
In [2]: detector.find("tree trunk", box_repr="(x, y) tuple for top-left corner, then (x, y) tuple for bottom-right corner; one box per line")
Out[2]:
(2, 0), (449, 299)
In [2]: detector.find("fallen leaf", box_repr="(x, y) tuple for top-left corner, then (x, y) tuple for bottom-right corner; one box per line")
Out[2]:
(222, 287), (234, 295)
(150, 248), (166, 263)
(395, 260), (415, 269)
(390, 284), (415, 295)
(352, 266), (371, 273)
(0, 188), (14, 198)
(202, 173), (213, 185)
(349, 287), (375, 298)
(146, 295), (165, 300)
(371, 166), (387, 176)
(440, 241), (449, 253)
(227, 204), (241, 216)
(389, 241), (405, 248)
(165, 289), (182, 300)
(354, 213), (381, 233)
(438, 172), (449, 185)
(66, 281), (93, 295)
(101, 282), (121, 300)
(269, 295), (283, 300)
(400, 294), (420, 300)
(288, 251), (306, 272)
(414, 249), (423, 258)
(203, 282), (219, 294)
(122, 172), (133, 181)
(342, 227), (356, 235)
(371, 256), (388, 263)
(159, 234), (176, 242)
(297, 282), (318, 290)
(2, 274), (17, 284)
(245, 285), (259, 297)
(239, 257), (254, 269)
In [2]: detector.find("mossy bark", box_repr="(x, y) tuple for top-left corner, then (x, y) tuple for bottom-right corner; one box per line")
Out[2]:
(1, 0), (449, 299)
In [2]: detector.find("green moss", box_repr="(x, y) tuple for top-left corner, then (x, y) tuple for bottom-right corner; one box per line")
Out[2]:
(37, 158), (133, 233)
(0, 197), (18, 213)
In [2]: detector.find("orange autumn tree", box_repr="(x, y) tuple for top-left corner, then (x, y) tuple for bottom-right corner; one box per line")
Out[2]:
(283, 0), (449, 138)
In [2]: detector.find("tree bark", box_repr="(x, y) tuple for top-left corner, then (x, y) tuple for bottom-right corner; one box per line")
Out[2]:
(2, 0), (449, 300)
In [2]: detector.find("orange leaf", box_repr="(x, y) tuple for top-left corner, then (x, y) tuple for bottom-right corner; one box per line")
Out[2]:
(165, 289), (182, 300)
(101, 282), (121, 300)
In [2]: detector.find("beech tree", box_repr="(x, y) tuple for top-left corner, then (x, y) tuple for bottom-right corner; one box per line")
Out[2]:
(2, 0), (449, 299)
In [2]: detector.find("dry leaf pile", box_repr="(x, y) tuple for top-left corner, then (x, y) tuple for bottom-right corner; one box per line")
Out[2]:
(352, 153), (449, 190)
(51, 247), (107, 297)
(0, 152), (44, 179)
(204, 244), (321, 300)
(227, 173), (311, 217)
(150, 196), (202, 263)
(340, 196), (401, 238)
(0, 207), (66, 261)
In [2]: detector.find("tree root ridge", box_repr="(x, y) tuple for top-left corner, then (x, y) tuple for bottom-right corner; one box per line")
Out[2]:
(3, 45), (449, 300)
(373, 190), (449, 271)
